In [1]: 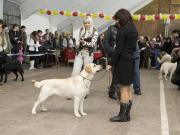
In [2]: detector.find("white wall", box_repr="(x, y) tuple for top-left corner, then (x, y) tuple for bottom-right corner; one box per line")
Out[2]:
(22, 14), (50, 35)
(73, 27), (80, 45)
(0, 0), (3, 19)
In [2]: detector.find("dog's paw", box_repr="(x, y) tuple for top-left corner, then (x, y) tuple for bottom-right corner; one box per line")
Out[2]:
(32, 111), (37, 115)
(81, 112), (87, 116)
(41, 108), (48, 112)
(75, 114), (82, 118)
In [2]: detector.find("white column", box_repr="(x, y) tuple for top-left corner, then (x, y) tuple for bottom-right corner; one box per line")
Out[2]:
(0, 0), (3, 19)
(164, 18), (170, 37)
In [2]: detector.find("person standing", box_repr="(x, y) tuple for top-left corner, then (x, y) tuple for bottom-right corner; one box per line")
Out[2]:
(108, 9), (138, 122)
(27, 31), (41, 70)
(103, 21), (120, 100)
(0, 20), (6, 85)
(9, 24), (20, 58)
(2, 24), (12, 53)
(19, 26), (27, 53)
(133, 43), (142, 95)
(71, 16), (98, 76)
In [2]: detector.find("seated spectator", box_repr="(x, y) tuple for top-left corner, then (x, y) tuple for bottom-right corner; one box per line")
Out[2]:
(63, 33), (75, 49)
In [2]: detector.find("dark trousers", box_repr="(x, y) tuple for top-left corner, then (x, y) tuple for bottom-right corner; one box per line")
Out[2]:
(133, 57), (141, 92)
(11, 47), (18, 59)
(109, 66), (119, 95)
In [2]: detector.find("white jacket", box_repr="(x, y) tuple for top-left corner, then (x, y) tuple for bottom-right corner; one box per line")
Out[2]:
(27, 38), (41, 52)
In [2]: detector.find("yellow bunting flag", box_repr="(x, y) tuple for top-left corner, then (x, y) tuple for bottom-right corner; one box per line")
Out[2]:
(105, 15), (111, 20)
(133, 15), (140, 21)
(53, 10), (59, 15)
(146, 15), (154, 21)
(40, 9), (46, 14)
(161, 14), (168, 20)
(176, 14), (180, 20)
(91, 13), (98, 19)
(65, 10), (72, 17)
(80, 12), (86, 18)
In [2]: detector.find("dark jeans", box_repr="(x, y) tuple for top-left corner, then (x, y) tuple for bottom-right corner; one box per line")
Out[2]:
(133, 57), (141, 92)
(109, 66), (119, 95)
(11, 47), (18, 59)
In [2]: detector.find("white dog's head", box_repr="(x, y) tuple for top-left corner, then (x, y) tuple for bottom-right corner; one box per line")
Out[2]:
(84, 63), (102, 74)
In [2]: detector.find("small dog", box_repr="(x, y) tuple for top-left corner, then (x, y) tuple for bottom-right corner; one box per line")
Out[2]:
(0, 52), (24, 83)
(31, 63), (102, 117)
(159, 62), (177, 80)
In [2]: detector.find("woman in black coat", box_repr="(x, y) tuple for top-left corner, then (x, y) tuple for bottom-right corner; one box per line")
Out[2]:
(108, 9), (138, 122)
(171, 47), (180, 90)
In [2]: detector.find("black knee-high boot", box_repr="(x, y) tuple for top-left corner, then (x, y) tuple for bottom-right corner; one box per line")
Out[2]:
(126, 100), (132, 121)
(110, 102), (128, 122)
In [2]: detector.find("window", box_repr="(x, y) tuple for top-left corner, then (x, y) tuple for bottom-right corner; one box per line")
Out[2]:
(3, 0), (21, 27)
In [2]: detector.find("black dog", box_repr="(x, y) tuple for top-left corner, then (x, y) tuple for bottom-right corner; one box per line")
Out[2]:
(0, 52), (24, 83)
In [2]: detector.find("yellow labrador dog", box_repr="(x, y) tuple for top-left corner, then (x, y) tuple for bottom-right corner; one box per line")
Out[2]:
(157, 51), (177, 80)
(31, 63), (102, 117)
(159, 62), (177, 80)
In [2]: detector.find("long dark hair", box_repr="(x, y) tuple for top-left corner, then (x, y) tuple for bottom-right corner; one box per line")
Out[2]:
(31, 31), (38, 44)
(113, 9), (133, 26)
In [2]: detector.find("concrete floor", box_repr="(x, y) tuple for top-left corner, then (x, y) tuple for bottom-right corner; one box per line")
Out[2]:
(0, 66), (179, 135)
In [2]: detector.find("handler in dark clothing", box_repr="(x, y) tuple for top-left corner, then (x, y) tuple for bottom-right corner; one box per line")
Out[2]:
(103, 22), (120, 100)
(133, 43), (142, 95)
(171, 47), (180, 90)
(108, 9), (138, 122)
(9, 24), (20, 59)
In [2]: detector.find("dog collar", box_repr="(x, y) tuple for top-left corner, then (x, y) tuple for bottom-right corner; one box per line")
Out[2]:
(79, 74), (91, 89)
(79, 74), (92, 81)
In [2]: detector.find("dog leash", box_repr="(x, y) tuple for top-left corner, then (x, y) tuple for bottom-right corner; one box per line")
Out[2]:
(79, 69), (107, 81)
(79, 69), (107, 89)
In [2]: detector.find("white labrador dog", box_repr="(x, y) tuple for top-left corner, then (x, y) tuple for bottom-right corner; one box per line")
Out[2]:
(31, 63), (102, 117)
(158, 51), (177, 80)
(157, 52), (172, 64)
(159, 62), (177, 80)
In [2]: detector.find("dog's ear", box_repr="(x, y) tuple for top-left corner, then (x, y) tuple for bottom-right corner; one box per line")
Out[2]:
(84, 65), (92, 74)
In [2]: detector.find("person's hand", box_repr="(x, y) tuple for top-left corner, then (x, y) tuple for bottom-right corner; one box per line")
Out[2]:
(172, 47), (180, 53)
(106, 65), (112, 71)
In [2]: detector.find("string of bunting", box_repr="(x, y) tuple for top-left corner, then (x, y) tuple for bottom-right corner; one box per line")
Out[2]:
(40, 9), (180, 21)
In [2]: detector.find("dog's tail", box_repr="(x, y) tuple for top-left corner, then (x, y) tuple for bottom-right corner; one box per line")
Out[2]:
(32, 80), (43, 88)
